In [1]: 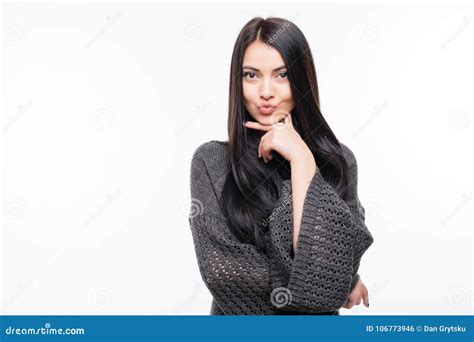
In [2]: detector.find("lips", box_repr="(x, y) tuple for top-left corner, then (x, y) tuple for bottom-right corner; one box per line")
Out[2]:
(258, 105), (278, 115)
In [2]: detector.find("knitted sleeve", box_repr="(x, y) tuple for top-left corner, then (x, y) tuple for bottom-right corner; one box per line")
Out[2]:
(189, 143), (277, 314)
(266, 144), (374, 313)
(189, 142), (374, 314)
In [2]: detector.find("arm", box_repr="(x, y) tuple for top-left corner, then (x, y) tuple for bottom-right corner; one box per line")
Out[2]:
(189, 142), (373, 314)
(266, 144), (374, 312)
(189, 143), (277, 314)
(189, 214), (277, 314)
(289, 144), (318, 252)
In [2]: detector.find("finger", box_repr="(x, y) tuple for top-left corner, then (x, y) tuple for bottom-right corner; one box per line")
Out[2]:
(261, 143), (270, 163)
(258, 132), (271, 161)
(259, 138), (268, 162)
(260, 145), (272, 163)
(262, 137), (274, 163)
(362, 287), (369, 307)
(243, 120), (273, 132)
(272, 112), (291, 129)
(265, 150), (273, 162)
(356, 295), (362, 305)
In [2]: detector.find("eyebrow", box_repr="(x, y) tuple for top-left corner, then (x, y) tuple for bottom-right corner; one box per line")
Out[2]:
(242, 65), (287, 72)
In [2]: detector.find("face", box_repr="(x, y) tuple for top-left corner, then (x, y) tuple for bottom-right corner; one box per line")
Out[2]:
(242, 39), (295, 126)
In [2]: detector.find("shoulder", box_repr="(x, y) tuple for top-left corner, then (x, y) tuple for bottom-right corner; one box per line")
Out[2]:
(338, 142), (361, 197)
(190, 140), (230, 218)
(190, 139), (231, 188)
(191, 140), (229, 169)
(339, 142), (357, 169)
(192, 140), (228, 160)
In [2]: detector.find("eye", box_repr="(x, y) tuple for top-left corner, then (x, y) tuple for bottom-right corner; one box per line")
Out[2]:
(242, 71), (257, 80)
(277, 72), (288, 79)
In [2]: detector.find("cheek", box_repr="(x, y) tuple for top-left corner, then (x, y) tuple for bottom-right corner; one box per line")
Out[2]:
(242, 84), (258, 106)
(278, 85), (294, 105)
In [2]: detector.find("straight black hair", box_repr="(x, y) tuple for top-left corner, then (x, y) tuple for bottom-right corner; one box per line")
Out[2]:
(221, 17), (351, 253)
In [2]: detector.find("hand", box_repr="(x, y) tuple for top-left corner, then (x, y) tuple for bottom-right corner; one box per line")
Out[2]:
(343, 279), (369, 309)
(242, 113), (308, 163)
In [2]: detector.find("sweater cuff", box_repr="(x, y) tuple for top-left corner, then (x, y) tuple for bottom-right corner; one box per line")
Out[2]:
(284, 168), (356, 310)
(295, 167), (355, 254)
(349, 273), (360, 292)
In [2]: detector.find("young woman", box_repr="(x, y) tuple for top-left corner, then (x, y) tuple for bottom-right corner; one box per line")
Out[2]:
(189, 17), (374, 315)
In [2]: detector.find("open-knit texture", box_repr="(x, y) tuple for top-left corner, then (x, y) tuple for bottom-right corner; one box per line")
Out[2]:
(189, 140), (374, 315)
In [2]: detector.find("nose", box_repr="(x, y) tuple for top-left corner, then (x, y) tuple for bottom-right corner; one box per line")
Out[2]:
(259, 78), (275, 100)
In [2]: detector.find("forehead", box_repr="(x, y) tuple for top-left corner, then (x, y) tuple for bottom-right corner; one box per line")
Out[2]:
(242, 40), (285, 69)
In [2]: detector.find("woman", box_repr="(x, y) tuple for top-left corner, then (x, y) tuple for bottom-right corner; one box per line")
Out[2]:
(188, 16), (374, 315)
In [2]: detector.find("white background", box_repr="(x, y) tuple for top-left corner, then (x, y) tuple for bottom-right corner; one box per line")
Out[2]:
(1, 1), (472, 315)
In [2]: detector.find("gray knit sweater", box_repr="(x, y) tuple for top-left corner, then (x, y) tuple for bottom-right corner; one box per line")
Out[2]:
(188, 140), (374, 315)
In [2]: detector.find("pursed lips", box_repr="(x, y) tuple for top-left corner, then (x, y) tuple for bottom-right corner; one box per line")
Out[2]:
(257, 103), (278, 115)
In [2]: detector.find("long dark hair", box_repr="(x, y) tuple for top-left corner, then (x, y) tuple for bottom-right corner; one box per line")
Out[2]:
(221, 17), (351, 253)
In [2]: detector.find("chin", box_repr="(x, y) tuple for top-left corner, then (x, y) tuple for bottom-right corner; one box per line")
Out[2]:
(256, 116), (273, 125)
(259, 113), (287, 126)
(249, 111), (272, 123)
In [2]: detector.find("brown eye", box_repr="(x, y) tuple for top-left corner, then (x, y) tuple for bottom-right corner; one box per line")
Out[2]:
(242, 72), (256, 80)
(277, 72), (288, 79)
